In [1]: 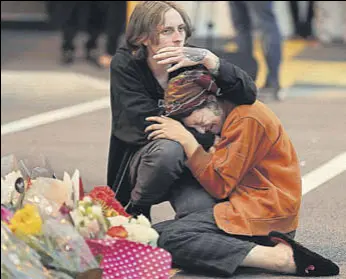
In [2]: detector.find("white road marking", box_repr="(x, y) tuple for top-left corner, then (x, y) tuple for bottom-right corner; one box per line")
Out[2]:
(1, 70), (109, 91)
(1, 97), (110, 135)
(302, 152), (346, 195)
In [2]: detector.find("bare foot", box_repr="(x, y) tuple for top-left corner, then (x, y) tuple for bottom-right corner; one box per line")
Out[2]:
(273, 242), (296, 274)
(241, 242), (296, 274)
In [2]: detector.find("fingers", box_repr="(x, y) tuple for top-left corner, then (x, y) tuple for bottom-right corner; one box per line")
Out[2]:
(144, 123), (162, 133)
(146, 116), (164, 123)
(166, 62), (184, 73)
(156, 47), (179, 54)
(146, 116), (173, 123)
(157, 56), (184, 65)
(147, 129), (165, 140)
(153, 50), (179, 60)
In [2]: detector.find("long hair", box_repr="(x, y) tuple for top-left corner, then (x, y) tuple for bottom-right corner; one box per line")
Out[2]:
(126, 1), (192, 57)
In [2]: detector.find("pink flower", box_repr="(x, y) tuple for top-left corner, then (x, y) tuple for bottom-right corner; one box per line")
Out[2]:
(1, 206), (13, 223)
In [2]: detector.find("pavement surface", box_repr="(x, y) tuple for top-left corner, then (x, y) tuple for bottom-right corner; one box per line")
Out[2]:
(1, 30), (346, 279)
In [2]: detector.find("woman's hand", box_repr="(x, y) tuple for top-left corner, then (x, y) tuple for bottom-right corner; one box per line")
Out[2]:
(153, 46), (219, 73)
(145, 116), (200, 158)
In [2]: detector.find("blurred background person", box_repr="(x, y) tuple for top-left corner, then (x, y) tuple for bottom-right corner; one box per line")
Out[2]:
(97, 1), (127, 69)
(52, 1), (104, 65)
(288, 1), (315, 39)
(228, 1), (282, 100)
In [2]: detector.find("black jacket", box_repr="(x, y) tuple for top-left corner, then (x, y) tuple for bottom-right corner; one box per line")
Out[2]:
(107, 45), (257, 206)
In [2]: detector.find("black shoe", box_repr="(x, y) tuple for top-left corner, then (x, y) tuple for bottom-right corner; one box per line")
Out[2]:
(126, 201), (152, 222)
(61, 50), (74, 65)
(269, 231), (340, 277)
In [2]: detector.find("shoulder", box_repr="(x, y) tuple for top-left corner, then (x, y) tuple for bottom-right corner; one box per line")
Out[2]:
(111, 46), (134, 69)
(224, 101), (283, 139)
(111, 46), (149, 76)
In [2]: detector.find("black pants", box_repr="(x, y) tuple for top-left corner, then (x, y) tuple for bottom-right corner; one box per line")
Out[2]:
(128, 139), (186, 206)
(61, 2), (104, 52)
(103, 1), (127, 56)
(154, 177), (296, 276)
(289, 1), (315, 37)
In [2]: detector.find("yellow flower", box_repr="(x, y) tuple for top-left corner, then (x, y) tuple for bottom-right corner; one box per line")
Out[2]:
(8, 204), (42, 236)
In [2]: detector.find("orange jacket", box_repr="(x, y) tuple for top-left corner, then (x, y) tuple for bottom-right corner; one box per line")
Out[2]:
(186, 101), (302, 236)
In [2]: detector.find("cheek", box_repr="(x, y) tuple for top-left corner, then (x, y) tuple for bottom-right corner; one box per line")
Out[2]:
(159, 37), (173, 47)
(212, 118), (223, 132)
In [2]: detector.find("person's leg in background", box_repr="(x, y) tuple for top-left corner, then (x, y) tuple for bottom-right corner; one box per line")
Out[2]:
(60, 3), (80, 64)
(84, 1), (106, 66)
(288, 1), (301, 38)
(126, 139), (186, 220)
(248, 1), (282, 99)
(98, 1), (127, 69)
(303, 1), (315, 39)
(228, 1), (253, 56)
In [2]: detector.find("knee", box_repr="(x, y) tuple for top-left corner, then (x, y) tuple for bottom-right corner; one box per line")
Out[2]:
(147, 139), (185, 166)
(157, 224), (188, 249)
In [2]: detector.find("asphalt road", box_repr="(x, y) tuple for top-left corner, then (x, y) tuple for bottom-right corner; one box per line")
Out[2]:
(1, 30), (346, 279)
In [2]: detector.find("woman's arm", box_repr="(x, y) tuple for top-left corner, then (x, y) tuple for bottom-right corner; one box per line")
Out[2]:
(203, 50), (257, 105)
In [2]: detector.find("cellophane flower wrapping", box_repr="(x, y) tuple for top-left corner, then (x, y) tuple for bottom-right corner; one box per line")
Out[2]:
(1, 222), (53, 279)
(5, 199), (99, 278)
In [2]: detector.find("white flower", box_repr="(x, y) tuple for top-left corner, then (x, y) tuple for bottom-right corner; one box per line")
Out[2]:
(134, 214), (151, 227)
(91, 205), (103, 218)
(78, 205), (86, 214)
(124, 224), (159, 245)
(82, 196), (92, 204)
(108, 215), (130, 227)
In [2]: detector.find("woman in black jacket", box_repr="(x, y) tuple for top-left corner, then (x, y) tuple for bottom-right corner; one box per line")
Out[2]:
(107, 1), (257, 219)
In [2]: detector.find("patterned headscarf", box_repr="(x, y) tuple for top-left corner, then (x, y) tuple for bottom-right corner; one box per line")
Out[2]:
(164, 69), (220, 117)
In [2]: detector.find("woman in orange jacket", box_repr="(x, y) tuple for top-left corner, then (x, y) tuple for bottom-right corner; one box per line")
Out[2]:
(146, 68), (339, 277)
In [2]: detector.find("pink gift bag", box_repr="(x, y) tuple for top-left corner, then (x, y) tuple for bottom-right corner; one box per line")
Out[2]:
(86, 239), (172, 279)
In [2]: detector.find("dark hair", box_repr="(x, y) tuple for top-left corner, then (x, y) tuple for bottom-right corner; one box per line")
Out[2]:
(126, 1), (192, 56)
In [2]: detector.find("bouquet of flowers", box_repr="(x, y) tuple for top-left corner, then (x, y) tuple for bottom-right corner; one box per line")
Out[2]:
(1, 154), (173, 279)
(70, 186), (159, 246)
(1, 221), (51, 279)
(2, 201), (101, 278)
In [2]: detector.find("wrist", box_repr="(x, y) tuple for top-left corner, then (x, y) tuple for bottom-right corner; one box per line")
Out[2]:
(182, 134), (200, 158)
(203, 51), (220, 76)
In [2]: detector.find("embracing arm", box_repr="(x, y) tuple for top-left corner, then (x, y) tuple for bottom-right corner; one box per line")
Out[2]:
(202, 50), (257, 105)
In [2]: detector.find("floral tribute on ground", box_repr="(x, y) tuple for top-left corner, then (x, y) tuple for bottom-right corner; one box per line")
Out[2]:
(1, 154), (173, 279)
